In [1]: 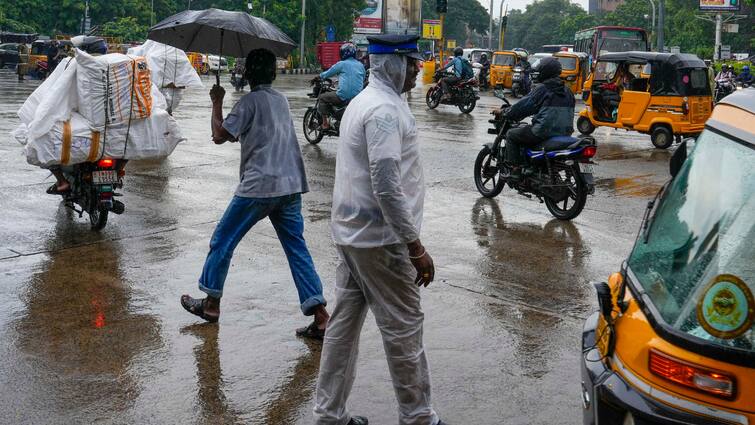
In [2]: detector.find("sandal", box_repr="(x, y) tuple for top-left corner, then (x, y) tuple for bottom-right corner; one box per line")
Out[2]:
(180, 295), (219, 323)
(46, 183), (70, 195)
(296, 321), (325, 341)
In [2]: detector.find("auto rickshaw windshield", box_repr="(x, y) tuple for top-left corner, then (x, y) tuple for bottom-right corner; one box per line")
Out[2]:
(493, 54), (516, 66)
(555, 56), (577, 71)
(628, 130), (755, 352)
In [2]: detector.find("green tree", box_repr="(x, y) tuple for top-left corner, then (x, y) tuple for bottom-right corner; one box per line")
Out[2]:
(421, 0), (491, 47)
(504, 0), (589, 51)
(102, 17), (149, 42)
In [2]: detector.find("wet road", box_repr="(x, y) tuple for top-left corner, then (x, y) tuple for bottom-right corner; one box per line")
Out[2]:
(0, 68), (673, 424)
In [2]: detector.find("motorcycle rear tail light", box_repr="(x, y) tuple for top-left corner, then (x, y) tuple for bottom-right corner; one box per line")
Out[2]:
(582, 146), (597, 158)
(649, 349), (735, 399)
(98, 158), (115, 168)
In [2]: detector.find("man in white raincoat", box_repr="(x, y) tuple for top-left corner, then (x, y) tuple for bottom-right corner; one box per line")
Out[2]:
(313, 34), (445, 425)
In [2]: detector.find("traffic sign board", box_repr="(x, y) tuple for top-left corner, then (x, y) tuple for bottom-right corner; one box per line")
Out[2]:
(446, 39), (456, 49)
(422, 19), (442, 40)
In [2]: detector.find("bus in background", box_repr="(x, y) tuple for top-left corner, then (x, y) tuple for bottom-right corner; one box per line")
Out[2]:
(540, 44), (573, 53)
(574, 26), (649, 59)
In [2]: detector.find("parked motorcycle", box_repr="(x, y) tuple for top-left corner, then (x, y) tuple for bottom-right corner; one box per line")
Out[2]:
(303, 77), (347, 144)
(714, 79), (736, 103)
(473, 95), (597, 220)
(56, 158), (126, 230)
(32, 59), (50, 80)
(510, 65), (530, 98)
(426, 70), (479, 113)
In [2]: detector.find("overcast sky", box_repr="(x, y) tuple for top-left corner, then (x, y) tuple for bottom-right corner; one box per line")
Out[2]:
(477, 0), (590, 16)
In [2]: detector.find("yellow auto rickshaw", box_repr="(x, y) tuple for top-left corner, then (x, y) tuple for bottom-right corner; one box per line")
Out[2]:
(577, 52), (713, 149)
(581, 89), (754, 425)
(490, 50), (520, 89)
(187, 52), (209, 74)
(553, 51), (589, 95)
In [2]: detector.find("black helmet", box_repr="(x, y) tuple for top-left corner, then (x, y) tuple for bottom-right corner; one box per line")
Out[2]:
(534, 57), (561, 82)
(453, 47), (463, 57)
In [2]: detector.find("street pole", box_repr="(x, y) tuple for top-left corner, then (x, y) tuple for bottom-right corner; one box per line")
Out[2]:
(187, 0), (191, 10)
(645, 0), (655, 50)
(499, 3), (507, 50)
(299, 0), (306, 69)
(714, 13), (722, 61)
(488, 0), (494, 50)
(439, 13), (445, 64)
(657, 0), (665, 52)
(151, 0), (154, 27)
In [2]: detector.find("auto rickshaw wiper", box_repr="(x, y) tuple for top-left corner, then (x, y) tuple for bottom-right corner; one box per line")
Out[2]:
(639, 183), (667, 244)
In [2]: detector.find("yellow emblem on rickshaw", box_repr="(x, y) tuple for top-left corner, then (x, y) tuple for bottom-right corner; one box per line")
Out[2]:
(696, 274), (754, 339)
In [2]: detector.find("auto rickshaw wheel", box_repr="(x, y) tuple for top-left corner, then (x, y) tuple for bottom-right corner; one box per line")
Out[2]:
(577, 116), (595, 135)
(651, 126), (673, 149)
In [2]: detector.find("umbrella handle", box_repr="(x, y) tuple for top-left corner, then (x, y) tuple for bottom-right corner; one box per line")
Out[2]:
(216, 29), (224, 86)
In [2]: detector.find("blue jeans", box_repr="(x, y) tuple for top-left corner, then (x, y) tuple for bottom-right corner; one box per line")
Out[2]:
(198, 194), (326, 316)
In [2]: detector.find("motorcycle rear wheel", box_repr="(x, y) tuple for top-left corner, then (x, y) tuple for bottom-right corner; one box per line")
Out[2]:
(89, 205), (109, 231)
(303, 109), (325, 144)
(458, 92), (476, 113)
(426, 87), (441, 109)
(543, 163), (587, 220)
(474, 146), (505, 198)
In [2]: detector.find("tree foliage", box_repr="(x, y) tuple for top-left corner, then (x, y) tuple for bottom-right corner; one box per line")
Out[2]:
(0, 0), (365, 61)
(421, 0), (491, 47)
(502, 0), (753, 57)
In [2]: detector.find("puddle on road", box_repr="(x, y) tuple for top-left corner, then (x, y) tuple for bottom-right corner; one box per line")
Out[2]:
(595, 174), (662, 198)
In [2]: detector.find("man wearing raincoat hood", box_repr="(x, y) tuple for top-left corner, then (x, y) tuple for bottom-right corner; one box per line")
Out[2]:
(313, 35), (444, 425)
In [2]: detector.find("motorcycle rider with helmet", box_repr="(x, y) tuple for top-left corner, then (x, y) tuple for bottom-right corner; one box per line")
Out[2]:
(316, 42), (365, 130)
(497, 57), (575, 181)
(736, 65), (753, 86)
(716, 64), (735, 82)
(439, 47), (471, 100)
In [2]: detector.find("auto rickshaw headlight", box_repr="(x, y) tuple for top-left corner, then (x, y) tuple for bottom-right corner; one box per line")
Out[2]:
(649, 349), (736, 399)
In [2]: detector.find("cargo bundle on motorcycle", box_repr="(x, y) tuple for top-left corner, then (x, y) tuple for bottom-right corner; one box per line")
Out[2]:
(127, 40), (203, 113)
(13, 49), (186, 168)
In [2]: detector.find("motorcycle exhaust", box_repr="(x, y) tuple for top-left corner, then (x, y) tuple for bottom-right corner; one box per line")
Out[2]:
(111, 200), (125, 215)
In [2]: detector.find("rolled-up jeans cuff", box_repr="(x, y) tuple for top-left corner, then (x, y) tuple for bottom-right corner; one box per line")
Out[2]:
(301, 294), (327, 316)
(198, 281), (223, 299)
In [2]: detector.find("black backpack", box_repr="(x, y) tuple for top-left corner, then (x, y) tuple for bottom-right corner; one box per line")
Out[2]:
(461, 58), (474, 79)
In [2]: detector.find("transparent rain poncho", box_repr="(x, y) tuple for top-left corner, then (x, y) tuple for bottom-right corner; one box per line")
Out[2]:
(330, 54), (425, 248)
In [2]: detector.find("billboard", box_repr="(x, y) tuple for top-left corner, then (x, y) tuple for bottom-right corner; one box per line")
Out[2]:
(384, 0), (421, 35)
(699, 0), (740, 12)
(354, 0), (383, 34)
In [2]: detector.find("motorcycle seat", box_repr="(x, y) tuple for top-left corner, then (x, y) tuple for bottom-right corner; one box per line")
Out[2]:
(536, 136), (580, 151)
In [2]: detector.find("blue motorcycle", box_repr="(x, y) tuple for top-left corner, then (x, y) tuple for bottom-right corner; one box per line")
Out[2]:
(473, 93), (597, 220)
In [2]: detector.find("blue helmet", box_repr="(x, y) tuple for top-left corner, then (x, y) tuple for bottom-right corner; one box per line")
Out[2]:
(743, 65), (750, 73)
(340, 42), (357, 60)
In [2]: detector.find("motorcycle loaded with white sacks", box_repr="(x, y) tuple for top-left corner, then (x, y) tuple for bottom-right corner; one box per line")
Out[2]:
(474, 57), (597, 220)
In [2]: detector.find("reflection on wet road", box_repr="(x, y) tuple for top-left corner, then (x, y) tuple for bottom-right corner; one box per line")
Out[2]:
(0, 68), (675, 424)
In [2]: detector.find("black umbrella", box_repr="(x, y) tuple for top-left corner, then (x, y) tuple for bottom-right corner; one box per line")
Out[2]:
(148, 8), (297, 85)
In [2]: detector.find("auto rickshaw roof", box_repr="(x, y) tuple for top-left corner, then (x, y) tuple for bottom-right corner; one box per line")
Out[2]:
(554, 51), (588, 59)
(711, 90), (755, 146)
(597, 51), (705, 68)
(493, 50), (517, 56)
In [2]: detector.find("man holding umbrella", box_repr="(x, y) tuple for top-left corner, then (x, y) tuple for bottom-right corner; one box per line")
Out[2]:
(313, 35), (444, 425)
(180, 48), (330, 340)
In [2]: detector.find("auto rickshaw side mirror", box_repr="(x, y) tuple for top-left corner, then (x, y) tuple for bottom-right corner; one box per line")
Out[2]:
(582, 90), (590, 101)
(669, 141), (687, 178)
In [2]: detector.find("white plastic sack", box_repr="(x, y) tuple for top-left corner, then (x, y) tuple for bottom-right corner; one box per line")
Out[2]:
(18, 57), (77, 125)
(21, 57), (78, 142)
(20, 108), (185, 168)
(75, 49), (153, 128)
(159, 87), (184, 114)
(127, 40), (202, 89)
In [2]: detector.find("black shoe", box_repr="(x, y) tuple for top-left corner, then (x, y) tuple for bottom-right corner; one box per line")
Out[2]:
(347, 416), (368, 425)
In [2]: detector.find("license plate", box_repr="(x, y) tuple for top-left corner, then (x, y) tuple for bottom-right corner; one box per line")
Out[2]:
(578, 163), (594, 174)
(92, 170), (118, 185)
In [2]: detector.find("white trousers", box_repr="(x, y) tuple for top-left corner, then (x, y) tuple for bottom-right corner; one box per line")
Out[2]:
(313, 244), (439, 425)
